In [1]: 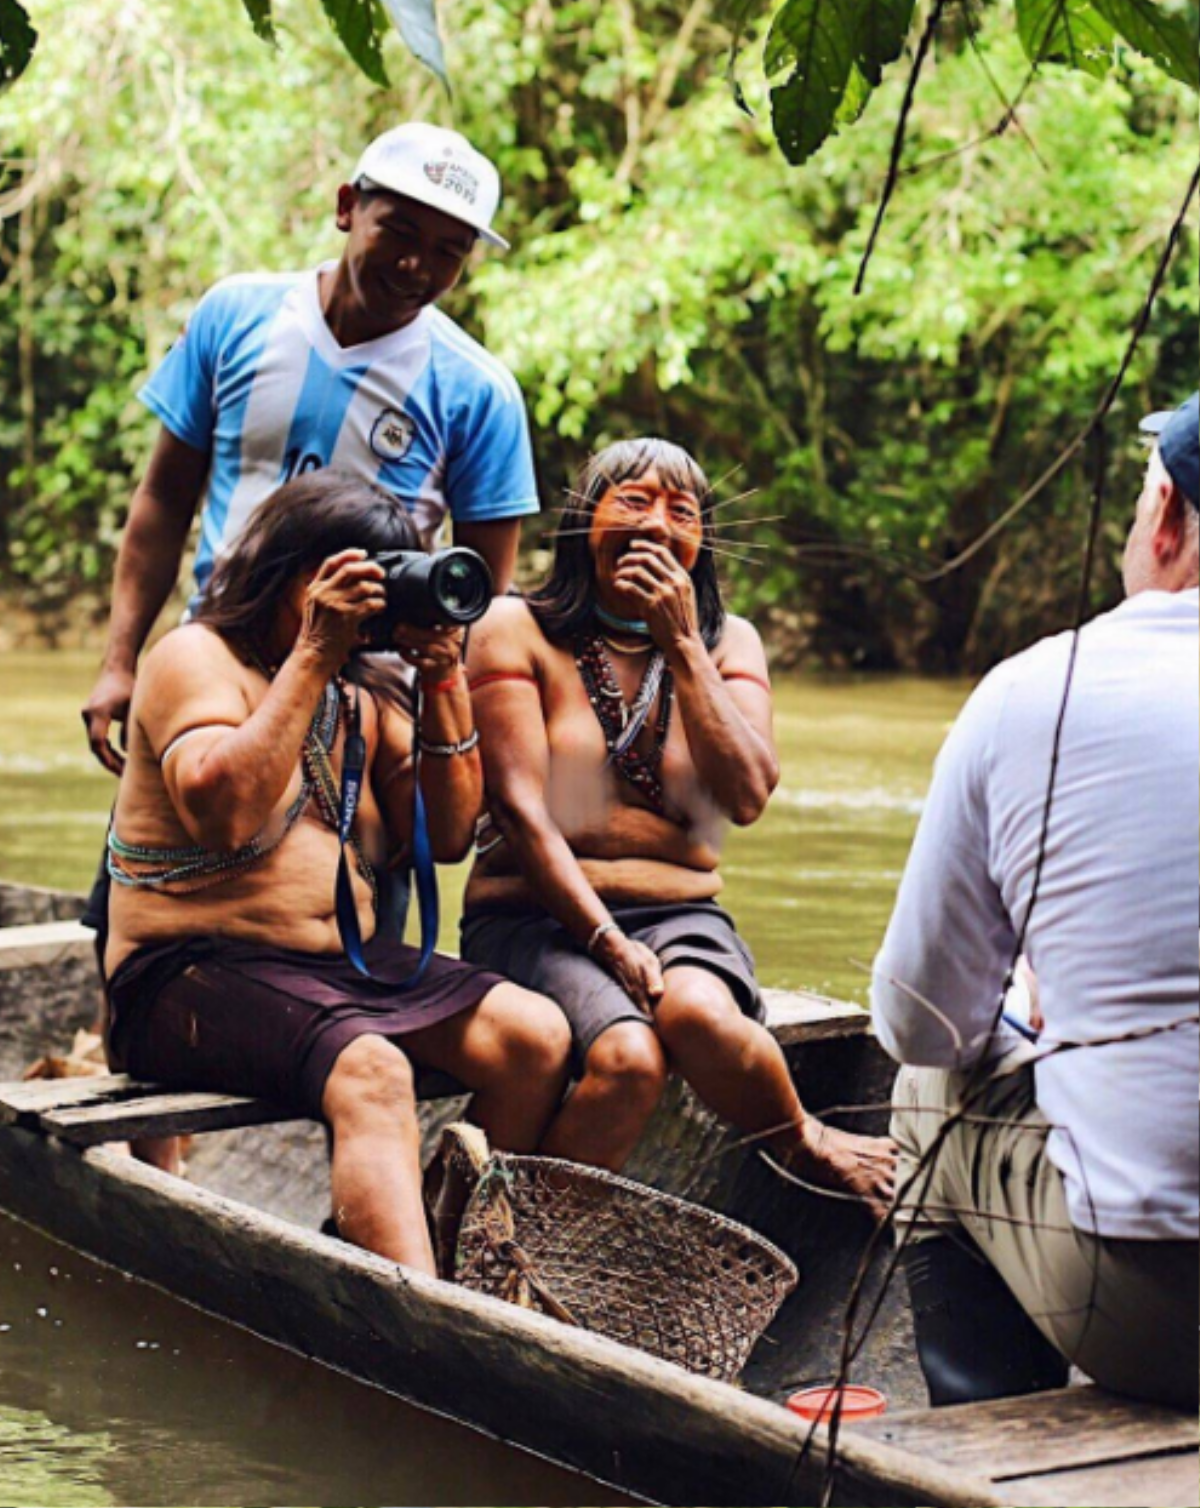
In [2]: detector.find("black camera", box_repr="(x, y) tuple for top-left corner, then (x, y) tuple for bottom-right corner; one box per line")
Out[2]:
(360, 546), (494, 648)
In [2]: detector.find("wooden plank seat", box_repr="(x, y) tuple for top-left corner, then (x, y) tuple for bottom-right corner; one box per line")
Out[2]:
(851, 1385), (1199, 1508)
(0, 918), (95, 972)
(0, 986), (869, 1148)
(0, 1074), (296, 1145)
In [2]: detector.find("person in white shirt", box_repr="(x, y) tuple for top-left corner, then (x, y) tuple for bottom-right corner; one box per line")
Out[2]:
(873, 393), (1199, 1410)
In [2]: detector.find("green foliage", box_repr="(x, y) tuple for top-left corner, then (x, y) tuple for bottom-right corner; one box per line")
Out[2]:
(240, 0), (277, 45)
(718, 0), (1198, 164)
(0, 0), (35, 89)
(320, 0), (389, 86)
(0, 0), (1195, 670)
(8, 0), (1198, 157)
(459, 17), (1195, 664)
(3, 0), (448, 90)
(1090, 0), (1200, 87)
(380, 0), (448, 93)
(853, 0), (917, 85)
(1016, 0), (1115, 78)
(761, 0), (918, 161)
(766, 0), (857, 166)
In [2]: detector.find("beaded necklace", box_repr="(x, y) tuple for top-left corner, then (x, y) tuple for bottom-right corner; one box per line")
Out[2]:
(575, 634), (674, 814)
(600, 631), (652, 658)
(595, 603), (651, 636)
(108, 673), (377, 908)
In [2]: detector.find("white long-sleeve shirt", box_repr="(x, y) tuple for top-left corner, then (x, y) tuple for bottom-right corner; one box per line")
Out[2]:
(872, 588), (1199, 1240)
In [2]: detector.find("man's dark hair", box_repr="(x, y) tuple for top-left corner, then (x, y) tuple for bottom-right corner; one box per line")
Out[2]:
(528, 437), (726, 650)
(195, 469), (421, 702)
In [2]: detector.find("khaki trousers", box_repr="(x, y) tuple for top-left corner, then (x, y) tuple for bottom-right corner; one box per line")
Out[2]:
(892, 1063), (1198, 1409)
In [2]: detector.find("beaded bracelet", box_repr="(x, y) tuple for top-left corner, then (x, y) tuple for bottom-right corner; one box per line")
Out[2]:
(586, 919), (622, 957)
(417, 729), (480, 757)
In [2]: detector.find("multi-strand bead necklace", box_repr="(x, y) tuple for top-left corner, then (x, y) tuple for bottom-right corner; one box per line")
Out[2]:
(575, 632), (674, 815)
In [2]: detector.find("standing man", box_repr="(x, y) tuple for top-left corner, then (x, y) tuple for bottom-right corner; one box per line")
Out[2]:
(83, 121), (538, 776)
(873, 395), (1199, 1410)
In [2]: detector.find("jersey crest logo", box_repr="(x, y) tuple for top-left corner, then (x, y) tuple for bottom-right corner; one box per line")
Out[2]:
(370, 409), (416, 462)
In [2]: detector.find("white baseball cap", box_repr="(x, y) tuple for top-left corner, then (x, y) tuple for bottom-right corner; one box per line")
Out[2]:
(351, 123), (509, 251)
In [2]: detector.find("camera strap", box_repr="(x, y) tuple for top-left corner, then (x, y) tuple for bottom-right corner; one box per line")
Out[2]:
(335, 684), (438, 989)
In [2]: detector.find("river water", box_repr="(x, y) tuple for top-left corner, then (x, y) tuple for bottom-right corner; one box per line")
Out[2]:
(0, 1212), (631, 1506)
(0, 650), (969, 1505)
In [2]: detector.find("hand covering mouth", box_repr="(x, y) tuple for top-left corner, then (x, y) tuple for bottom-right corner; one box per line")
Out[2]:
(614, 536), (674, 563)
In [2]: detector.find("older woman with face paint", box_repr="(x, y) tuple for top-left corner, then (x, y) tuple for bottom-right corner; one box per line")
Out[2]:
(461, 438), (896, 1218)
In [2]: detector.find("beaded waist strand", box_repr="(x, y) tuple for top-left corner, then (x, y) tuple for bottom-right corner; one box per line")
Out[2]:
(107, 678), (376, 907)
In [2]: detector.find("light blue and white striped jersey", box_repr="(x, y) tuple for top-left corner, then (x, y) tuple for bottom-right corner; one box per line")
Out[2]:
(140, 264), (539, 597)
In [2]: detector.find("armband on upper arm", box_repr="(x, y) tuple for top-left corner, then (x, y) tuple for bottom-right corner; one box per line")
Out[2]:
(468, 671), (539, 692)
(720, 671), (771, 693)
(158, 722), (239, 765)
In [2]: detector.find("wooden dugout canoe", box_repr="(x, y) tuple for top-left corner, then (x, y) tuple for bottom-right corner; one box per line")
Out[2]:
(0, 880), (1195, 1508)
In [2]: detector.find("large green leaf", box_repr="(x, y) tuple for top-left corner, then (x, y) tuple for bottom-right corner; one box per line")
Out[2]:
(1016, 0), (1115, 77)
(765, 0), (856, 164)
(1091, 0), (1199, 88)
(240, 0), (277, 45)
(853, 0), (916, 85)
(320, 0), (388, 87)
(379, 0), (449, 91)
(0, 0), (36, 91)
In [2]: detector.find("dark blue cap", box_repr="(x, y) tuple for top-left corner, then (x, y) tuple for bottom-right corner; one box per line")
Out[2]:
(1140, 393), (1199, 509)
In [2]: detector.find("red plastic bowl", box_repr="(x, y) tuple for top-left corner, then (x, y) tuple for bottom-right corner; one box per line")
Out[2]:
(786, 1384), (888, 1422)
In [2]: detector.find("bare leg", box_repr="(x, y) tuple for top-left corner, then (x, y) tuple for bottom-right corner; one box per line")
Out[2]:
(131, 1136), (185, 1175)
(403, 983), (572, 1153)
(539, 1021), (669, 1172)
(654, 968), (897, 1220)
(322, 1034), (435, 1274)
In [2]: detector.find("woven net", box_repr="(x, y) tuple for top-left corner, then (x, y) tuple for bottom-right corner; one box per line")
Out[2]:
(433, 1123), (798, 1384)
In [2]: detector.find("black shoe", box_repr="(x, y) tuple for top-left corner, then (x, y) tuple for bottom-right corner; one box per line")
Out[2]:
(902, 1234), (1070, 1406)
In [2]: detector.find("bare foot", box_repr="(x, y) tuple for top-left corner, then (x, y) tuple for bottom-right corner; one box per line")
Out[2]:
(791, 1118), (898, 1222)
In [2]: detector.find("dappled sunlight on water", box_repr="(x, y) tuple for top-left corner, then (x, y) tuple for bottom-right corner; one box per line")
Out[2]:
(0, 1407), (115, 1507)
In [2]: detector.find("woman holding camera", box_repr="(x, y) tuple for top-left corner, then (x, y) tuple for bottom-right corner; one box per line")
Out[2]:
(105, 470), (571, 1274)
(461, 438), (896, 1217)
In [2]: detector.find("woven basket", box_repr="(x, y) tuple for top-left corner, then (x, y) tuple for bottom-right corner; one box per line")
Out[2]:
(429, 1123), (798, 1384)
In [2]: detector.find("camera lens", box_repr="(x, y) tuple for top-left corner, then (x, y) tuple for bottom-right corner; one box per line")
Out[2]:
(436, 553), (491, 621)
(359, 546), (494, 649)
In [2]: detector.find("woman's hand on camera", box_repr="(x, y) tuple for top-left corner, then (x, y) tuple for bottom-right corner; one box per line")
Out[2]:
(592, 929), (665, 1015)
(612, 540), (700, 655)
(392, 623), (466, 685)
(297, 550), (386, 668)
